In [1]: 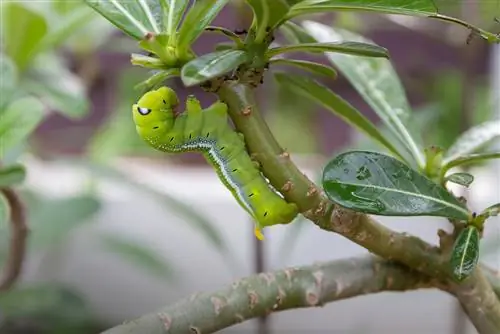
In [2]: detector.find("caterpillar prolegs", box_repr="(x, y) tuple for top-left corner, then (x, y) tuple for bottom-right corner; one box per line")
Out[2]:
(132, 86), (299, 239)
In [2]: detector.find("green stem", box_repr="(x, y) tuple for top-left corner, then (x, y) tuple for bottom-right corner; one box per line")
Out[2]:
(101, 255), (435, 334)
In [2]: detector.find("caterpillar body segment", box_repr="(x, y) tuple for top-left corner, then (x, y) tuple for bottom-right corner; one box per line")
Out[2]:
(132, 87), (299, 239)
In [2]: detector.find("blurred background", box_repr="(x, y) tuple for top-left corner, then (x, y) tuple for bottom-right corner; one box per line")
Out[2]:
(0, 0), (499, 333)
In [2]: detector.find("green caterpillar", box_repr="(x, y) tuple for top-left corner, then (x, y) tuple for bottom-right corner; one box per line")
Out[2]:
(132, 86), (299, 239)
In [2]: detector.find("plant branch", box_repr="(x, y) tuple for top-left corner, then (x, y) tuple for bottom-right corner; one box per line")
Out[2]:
(482, 265), (500, 300)
(101, 255), (435, 334)
(0, 189), (28, 292)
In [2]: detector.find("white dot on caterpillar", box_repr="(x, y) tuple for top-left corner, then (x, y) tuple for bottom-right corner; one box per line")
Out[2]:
(242, 106), (252, 116)
(281, 181), (293, 192)
(279, 151), (290, 159)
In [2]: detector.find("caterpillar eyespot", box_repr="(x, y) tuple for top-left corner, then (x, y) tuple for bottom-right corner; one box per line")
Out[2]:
(132, 86), (299, 239)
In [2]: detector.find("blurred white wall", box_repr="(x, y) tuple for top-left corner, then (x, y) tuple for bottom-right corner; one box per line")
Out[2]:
(17, 153), (499, 334)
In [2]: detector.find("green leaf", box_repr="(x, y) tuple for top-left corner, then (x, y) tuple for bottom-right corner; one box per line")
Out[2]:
(0, 164), (26, 188)
(135, 68), (180, 92)
(450, 226), (480, 282)
(29, 195), (101, 249)
(0, 55), (18, 110)
(1, 2), (48, 71)
(271, 58), (337, 78)
(35, 7), (97, 53)
(445, 172), (474, 188)
(267, 41), (388, 58)
(322, 150), (470, 219)
(288, 0), (437, 19)
(479, 203), (500, 220)
(246, 0), (290, 40)
(23, 55), (89, 119)
(274, 73), (406, 162)
(279, 21), (316, 44)
(98, 233), (176, 282)
(205, 26), (244, 47)
(181, 50), (249, 86)
(443, 120), (500, 165)
(160, 0), (190, 37)
(177, 0), (230, 50)
(214, 42), (238, 51)
(301, 21), (425, 168)
(0, 96), (45, 158)
(443, 152), (500, 172)
(84, 0), (162, 40)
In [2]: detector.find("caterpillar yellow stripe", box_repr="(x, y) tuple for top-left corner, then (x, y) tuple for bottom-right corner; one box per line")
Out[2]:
(132, 86), (299, 239)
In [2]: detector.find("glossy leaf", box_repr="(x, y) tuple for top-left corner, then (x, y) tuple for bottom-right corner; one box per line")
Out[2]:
(288, 0), (437, 19)
(177, 0), (229, 50)
(23, 55), (89, 119)
(302, 21), (425, 168)
(445, 172), (474, 188)
(99, 233), (176, 281)
(160, 0), (190, 37)
(1, 2), (48, 71)
(274, 73), (405, 162)
(0, 164), (26, 188)
(29, 195), (101, 249)
(267, 41), (388, 58)
(181, 50), (249, 86)
(0, 55), (18, 110)
(322, 150), (470, 219)
(443, 152), (500, 172)
(84, 0), (162, 40)
(443, 120), (500, 165)
(135, 68), (180, 92)
(270, 58), (337, 78)
(450, 226), (480, 282)
(0, 97), (45, 158)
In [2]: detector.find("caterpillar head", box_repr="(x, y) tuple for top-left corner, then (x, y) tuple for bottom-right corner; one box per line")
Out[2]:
(132, 86), (179, 138)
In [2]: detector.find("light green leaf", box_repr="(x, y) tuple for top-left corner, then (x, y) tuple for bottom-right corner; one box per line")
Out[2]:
(478, 203), (500, 222)
(322, 150), (470, 219)
(205, 26), (244, 47)
(131, 53), (168, 69)
(1, 2), (48, 71)
(181, 50), (249, 86)
(0, 97), (45, 158)
(214, 42), (238, 51)
(445, 172), (474, 188)
(135, 68), (180, 92)
(267, 41), (388, 58)
(160, 0), (190, 37)
(0, 164), (26, 188)
(246, 0), (290, 41)
(29, 195), (101, 249)
(443, 120), (500, 165)
(302, 21), (425, 168)
(99, 233), (176, 282)
(35, 7), (97, 53)
(177, 0), (230, 50)
(279, 21), (316, 44)
(84, 0), (162, 40)
(0, 55), (18, 110)
(271, 58), (337, 78)
(443, 152), (500, 172)
(274, 73), (406, 162)
(288, 0), (437, 19)
(450, 226), (480, 282)
(23, 55), (89, 119)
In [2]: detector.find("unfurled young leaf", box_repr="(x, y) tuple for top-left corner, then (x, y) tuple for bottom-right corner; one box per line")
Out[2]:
(445, 172), (474, 188)
(322, 151), (470, 220)
(450, 226), (480, 282)
(181, 50), (249, 86)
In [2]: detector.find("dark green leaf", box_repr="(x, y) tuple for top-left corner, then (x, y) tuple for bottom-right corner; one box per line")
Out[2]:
(274, 74), (405, 162)
(160, 0), (190, 37)
(287, 0), (437, 19)
(322, 150), (470, 219)
(23, 55), (89, 119)
(443, 120), (500, 165)
(450, 226), (480, 282)
(29, 195), (101, 249)
(181, 50), (249, 86)
(445, 172), (474, 188)
(135, 68), (180, 92)
(98, 233), (176, 282)
(1, 2), (48, 71)
(270, 58), (337, 78)
(0, 164), (26, 188)
(177, 0), (230, 50)
(0, 97), (45, 158)
(0, 55), (18, 110)
(443, 152), (500, 172)
(267, 41), (388, 58)
(302, 21), (425, 168)
(84, 0), (162, 40)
